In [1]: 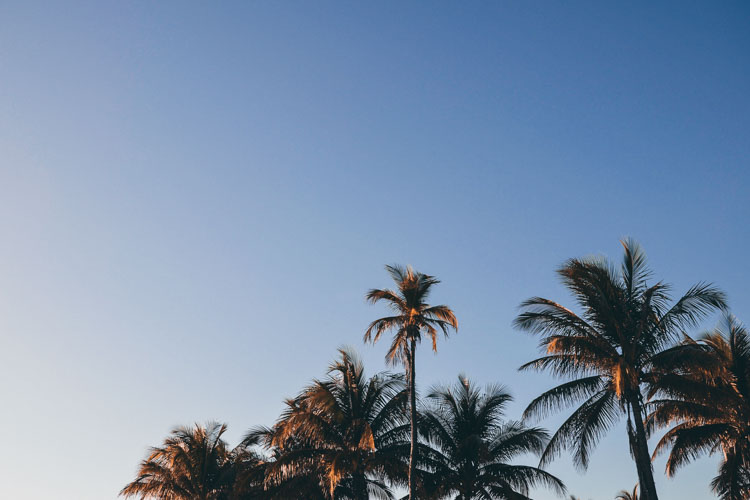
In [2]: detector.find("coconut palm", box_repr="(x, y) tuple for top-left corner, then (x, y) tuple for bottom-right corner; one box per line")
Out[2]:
(249, 348), (409, 499)
(514, 239), (726, 500)
(648, 316), (750, 500)
(616, 484), (639, 500)
(121, 422), (249, 500)
(419, 375), (566, 499)
(364, 264), (458, 500)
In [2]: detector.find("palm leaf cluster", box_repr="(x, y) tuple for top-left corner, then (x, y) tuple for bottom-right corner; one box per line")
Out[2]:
(649, 316), (750, 499)
(121, 422), (263, 500)
(420, 376), (566, 499)
(248, 348), (409, 500)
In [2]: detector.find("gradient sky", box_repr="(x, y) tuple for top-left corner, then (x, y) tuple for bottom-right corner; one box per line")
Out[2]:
(1, 2), (749, 499)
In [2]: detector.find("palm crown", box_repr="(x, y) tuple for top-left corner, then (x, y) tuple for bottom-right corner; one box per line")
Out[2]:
(364, 264), (458, 364)
(121, 422), (243, 500)
(248, 348), (409, 500)
(649, 315), (750, 500)
(420, 375), (566, 500)
(514, 239), (726, 500)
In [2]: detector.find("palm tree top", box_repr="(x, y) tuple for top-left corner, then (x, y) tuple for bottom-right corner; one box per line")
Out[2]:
(248, 348), (408, 499)
(364, 264), (458, 364)
(421, 375), (567, 499)
(649, 315), (750, 499)
(425, 374), (513, 430)
(121, 421), (235, 500)
(515, 238), (727, 396)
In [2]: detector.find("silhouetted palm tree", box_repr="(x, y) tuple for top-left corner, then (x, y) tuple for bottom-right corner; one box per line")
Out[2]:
(364, 264), (458, 500)
(249, 348), (409, 499)
(649, 316), (750, 500)
(514, 239), (726, 500)
(420, 375), (566, 499)
(121, 422), (254, 500)
(616, 484), (639, 500)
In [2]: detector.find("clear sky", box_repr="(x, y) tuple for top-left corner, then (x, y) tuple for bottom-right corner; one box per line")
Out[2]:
(1, 2), (748, 499)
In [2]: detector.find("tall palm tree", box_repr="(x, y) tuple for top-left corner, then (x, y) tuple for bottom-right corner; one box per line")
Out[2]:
(364, 264), (458, 500)
(514, 239), (726, 500)
(249, 348), (409, 499)
(648, 316), (750, 500)
(616, 484), (639, 500)
(420, 375), (566, 499)
(121, 422), (248, 500)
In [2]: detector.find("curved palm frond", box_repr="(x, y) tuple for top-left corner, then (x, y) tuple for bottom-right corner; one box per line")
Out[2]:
(615, 483), (639, 500)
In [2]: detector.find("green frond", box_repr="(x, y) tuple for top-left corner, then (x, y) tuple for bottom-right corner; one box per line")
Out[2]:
(658, 283), (727, 336)
(523, 376), (604, 420)
(420, 376), (565, 499)
(538, 390), (619, 470)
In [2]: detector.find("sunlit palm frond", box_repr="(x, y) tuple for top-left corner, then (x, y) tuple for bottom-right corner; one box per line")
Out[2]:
(121, 422), (250, 500)
(256, 349), (408, 500)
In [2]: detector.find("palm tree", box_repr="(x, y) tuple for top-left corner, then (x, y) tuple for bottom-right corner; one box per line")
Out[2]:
(249, 348), (409, 499)
(616, 484), (639, 500)
(648, 316), (750, 500)
(364, 264), (458, 500)
(420, 375), (566, 499)
(121, 422), (249, 500)
(514, 239), (726, 500)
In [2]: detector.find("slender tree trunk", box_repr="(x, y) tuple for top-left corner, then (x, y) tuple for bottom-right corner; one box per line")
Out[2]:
(353, 473), (368, 500)
(628, 395), (659, 500)
(408, 337), (417, 500)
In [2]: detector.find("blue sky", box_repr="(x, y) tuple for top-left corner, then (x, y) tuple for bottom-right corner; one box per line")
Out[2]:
(1, 1), (748, 499)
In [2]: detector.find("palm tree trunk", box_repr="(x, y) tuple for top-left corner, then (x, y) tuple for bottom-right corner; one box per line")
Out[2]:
(628, 396), (659, 500)
(408, 337), (417, 500)
(353, 473), (368, 500)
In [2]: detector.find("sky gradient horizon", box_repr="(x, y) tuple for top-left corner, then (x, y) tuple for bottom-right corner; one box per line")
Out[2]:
(1, 2), (749, 499)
